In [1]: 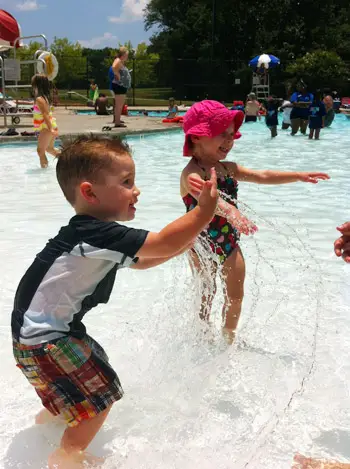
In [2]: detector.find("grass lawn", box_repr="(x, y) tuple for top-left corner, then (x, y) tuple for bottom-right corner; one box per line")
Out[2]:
(5, 86), (195, 107)
(5, 86), (233, 107)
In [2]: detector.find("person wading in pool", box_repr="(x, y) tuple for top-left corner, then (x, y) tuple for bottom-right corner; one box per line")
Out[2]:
(94, 93), (109, 116)
(111, 47), (131, 128)
(290, 81), (314, 135)
(324, 95), (335, 128)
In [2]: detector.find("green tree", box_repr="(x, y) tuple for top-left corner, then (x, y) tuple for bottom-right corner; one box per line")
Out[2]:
(145, 0), (350, 61)
(83, 47), (115, 89)
(133, 42), (159, 87)
(286, 50), (348, 89)
(103, 42), (160, 87)
(50, 37), (85, 89)
(144, 0), (350, 99)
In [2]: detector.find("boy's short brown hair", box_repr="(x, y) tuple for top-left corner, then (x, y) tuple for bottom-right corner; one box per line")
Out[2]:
(56, 135), (131, 205)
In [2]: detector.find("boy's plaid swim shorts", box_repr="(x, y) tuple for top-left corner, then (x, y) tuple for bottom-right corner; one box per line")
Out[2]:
(13, 335), (123, 427)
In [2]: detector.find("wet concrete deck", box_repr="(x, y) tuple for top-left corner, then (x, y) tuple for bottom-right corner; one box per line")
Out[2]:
(0, 106), (184, 143)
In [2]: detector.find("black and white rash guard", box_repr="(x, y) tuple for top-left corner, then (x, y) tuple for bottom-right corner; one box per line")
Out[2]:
(12, 215), (148, 345)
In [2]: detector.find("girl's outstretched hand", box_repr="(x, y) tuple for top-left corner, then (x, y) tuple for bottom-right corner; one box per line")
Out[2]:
(298, 172), (330, 184)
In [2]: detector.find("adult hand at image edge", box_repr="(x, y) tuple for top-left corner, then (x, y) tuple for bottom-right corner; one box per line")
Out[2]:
(334, 221), (350, 262)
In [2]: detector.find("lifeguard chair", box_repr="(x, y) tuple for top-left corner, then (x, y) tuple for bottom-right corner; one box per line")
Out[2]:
(0, 9), (58, 129)
(252, 71), (270, 101)
(249, 54), (280, 100)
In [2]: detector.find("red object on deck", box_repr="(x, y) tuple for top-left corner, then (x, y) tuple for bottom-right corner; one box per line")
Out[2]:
(162, 116), (184, 124)
(0, 10), (21, 48)
(122, 104), (128, 115)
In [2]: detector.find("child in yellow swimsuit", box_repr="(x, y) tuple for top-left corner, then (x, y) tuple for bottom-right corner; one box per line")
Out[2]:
(32, 74), (60, 168)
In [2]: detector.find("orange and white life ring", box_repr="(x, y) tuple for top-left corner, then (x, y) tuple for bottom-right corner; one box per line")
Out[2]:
(37, 51), (59, 81)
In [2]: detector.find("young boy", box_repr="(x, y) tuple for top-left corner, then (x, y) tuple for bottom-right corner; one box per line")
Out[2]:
(309, 90), (326, 140)
(11, 135), (218, 469)
(265, 96), (280, 138)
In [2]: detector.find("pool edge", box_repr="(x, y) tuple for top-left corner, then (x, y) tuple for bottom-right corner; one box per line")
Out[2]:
(0, 125), (183, 145)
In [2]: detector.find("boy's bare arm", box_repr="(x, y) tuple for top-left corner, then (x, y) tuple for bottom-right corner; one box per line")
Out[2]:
(136, 169), (217, 258)
(131, 243), (192, 270)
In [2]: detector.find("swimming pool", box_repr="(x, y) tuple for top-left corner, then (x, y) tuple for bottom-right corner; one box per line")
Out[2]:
(75, 109), (187, 117)
(1, 116), (350, 468)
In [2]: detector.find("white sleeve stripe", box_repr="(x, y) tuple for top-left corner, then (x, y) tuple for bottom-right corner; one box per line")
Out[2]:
(70, 243), (134, 265)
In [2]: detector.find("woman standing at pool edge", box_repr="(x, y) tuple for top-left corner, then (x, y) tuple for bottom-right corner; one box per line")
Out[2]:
(112, 47), (131, 128)
(32, 74), (60, 168)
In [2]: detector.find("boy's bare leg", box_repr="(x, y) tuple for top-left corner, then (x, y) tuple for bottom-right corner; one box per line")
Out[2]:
(48, 406), (112, 469)
(293, 454), (350, 469)
(309, 128), (314, 140)
(315, 128), (321, 140)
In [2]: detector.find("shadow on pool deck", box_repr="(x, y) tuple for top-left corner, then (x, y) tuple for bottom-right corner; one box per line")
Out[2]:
(0, 107), (183, 144)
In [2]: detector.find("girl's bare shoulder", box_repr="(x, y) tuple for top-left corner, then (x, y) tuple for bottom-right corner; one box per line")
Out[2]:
(181, 158), (199, 176)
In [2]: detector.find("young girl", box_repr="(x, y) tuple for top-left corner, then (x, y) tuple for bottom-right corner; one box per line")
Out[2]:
(180, 100), (330, 343)
(167, 97), (178, 118)
(32, 74), (59, 168)
(309, 90), (326, 140)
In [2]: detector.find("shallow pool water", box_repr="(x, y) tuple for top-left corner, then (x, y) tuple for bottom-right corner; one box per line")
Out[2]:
(1, 116), (350, 469)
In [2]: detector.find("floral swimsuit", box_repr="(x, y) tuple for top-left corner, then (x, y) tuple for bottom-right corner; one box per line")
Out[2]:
(182, 161), (240, 264)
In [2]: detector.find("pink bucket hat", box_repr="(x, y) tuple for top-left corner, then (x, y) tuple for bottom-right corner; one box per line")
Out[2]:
(183, 100), (244, 157)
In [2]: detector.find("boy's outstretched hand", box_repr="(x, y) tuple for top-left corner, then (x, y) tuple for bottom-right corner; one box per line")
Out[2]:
(193, 168), (218, 211)
(334, 222), (350, 263)
(298, 172), (330, 184)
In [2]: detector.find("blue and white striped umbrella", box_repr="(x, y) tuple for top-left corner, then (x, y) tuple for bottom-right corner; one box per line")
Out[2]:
(249, 54), (280, 69)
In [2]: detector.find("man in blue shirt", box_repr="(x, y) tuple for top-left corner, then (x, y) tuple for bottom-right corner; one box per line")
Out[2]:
(290, 81), (314, 135)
